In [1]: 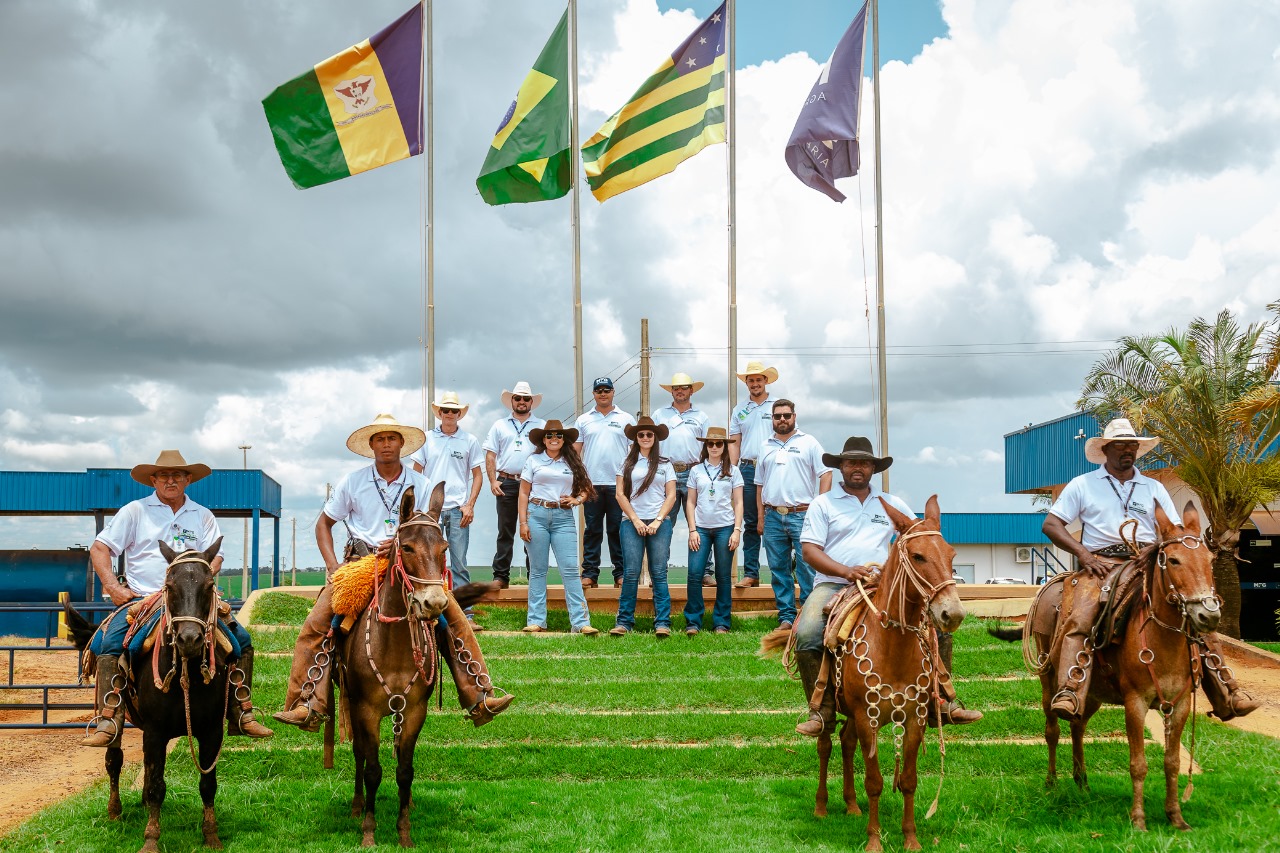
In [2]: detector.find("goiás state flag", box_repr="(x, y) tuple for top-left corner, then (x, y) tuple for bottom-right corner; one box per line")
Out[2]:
(262, 4), (423, 190)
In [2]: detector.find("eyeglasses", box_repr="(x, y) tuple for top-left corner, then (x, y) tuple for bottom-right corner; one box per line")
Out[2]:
(636, 431), (656, 439)
(593, 387), (612, 394)
(544, 433), (564, 440)
(705, 441), (725, 447)
(673, 385), (692, 391)
(772, 412), (795, 420)
(439, 408), (461, 415)
(153, 471), (189, 482)
(512, 395), (532, 402)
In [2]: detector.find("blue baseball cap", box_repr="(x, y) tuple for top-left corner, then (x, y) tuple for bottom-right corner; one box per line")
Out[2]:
(592, 377), (614, 390)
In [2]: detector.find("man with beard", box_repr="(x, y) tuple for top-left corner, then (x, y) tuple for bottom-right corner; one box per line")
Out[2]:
(1044, 418), (1258, 721)
(755, 399), (830, 629)
(792, 437), (982, 736)
(484, 381), (546, 588)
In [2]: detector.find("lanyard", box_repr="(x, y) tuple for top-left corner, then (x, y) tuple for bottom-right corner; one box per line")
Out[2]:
(373, 469), (406, 524)
(510, 417), (533, 440)
(1105, 476), (1137, 516)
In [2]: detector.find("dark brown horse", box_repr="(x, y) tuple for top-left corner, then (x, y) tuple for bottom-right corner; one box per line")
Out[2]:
(66, 539), (232, 852)
(997, 502), (1217, 831)
(333, 483), (495, 848)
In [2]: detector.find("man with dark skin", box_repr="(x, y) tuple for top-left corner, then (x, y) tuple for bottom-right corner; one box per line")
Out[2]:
(1043, 418), (1258, 721)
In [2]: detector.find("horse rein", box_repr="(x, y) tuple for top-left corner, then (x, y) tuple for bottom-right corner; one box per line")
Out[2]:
(857, 517), (956, 635)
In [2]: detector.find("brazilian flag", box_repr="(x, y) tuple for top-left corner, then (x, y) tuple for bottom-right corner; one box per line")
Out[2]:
(476, 10), (571, 204)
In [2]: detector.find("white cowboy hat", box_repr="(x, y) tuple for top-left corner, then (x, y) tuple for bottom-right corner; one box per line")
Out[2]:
(346, 414), (427, 458)
(131, 450), (212, 486)
(1084, 418), (1160, 464)
(659, 372), (705, 394)
(736, 360), (779, 384)
(500, 381), (543, 411)
(431, 391), (470, 420)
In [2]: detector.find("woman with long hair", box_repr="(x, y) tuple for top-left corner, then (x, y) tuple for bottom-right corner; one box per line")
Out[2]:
(611, 417), (677, 637)
(518, 420), (599, 635)
(683, 427), (744, 635)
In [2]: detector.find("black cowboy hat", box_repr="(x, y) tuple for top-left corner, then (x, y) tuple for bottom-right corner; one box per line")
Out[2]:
(822, 436), (892, 473)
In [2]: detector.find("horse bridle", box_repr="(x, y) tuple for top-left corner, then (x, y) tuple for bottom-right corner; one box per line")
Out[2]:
(1145, 533), (1220, 636)
(162, 554), (219, 673)
(859, 518), (956, 634)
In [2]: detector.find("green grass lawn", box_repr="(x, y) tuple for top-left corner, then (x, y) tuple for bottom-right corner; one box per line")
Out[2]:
(4, 612), (1278, 852)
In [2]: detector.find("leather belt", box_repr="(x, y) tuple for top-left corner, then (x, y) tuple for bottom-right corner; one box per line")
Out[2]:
(497, 471), (520, 481)
(739, 458), (756, 466)
(1092, 543), (1150, 559)
(672, 462), (691, 473)
(766, 503), (809, 515)
(530, 497), (574, 509)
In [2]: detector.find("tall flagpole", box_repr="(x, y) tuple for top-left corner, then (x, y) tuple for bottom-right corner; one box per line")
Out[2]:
(870, 0), (889, 490)
(569, 0), (585, 419)
(424, 0), (437, 429)
(726, 0), (738, 426)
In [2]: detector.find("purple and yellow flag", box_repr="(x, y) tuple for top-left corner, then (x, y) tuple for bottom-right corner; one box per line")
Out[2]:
(263, 4), (423, 189)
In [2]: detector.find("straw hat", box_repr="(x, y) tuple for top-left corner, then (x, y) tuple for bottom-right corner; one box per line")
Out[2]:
(624, 416), (670, 442)
(346, 414), (427, 458)
(736, 360), (779, 384)
(1084, 418), (1160, 465)
(529, 419), (580, 446)
(130, 450), (212, 486)
(500, 381), (542, 411)
(431, 391), (470, 419)
(822, 436), (892, 473)
(695, 426), (737, 444)
(659, 372), (705, 394)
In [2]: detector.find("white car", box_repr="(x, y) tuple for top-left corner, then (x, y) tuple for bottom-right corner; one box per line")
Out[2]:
(984, 577), (1029, 585)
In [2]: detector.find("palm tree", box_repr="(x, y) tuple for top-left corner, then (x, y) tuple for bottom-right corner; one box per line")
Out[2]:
(1078, 303), (1280, 638)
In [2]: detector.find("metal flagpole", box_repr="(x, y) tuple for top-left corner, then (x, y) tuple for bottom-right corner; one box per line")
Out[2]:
(425, 0), (436, 429)
(569, 0), (585, 419)
(726, 0), (738, 426)
(870, 0), (889, 491)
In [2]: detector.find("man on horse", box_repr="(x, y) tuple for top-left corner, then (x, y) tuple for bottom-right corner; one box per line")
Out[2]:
(792, 437), (982, 736)
(274, 414), (513, 731)
(82, 450), (273, 747)
(1043, 418), (1259, 721)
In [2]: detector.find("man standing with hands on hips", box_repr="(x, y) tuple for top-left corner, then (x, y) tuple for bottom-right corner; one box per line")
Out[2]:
(484, 381), (545, 588)
(729, 361), (780, 588)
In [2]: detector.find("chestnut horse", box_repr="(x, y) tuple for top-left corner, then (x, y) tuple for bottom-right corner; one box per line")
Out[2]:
(998, 502), (1217, 831)
(65, 539), (232, 852)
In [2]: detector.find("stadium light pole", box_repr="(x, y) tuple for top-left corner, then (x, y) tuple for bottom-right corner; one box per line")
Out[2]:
(239, 443), (252, 598)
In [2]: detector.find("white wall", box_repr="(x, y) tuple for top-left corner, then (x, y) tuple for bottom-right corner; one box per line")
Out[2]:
(952, 543), (1065, 584)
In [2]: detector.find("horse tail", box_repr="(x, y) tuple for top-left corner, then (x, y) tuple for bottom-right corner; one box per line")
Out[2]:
(451, 580), (502, 610)
(987, 589), (1051, 674)
(987, 625), (1023, 643)
(757, 627), (791, 658)
(62, 600), (96, 653)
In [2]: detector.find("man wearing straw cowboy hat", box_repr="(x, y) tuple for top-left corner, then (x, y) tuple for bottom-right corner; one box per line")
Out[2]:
(83, 450), (273, 746)
(792, 437), (981, 736)
(411, 391), (485, 624)
(654, 372), (711, 579)
(1044, 418), (1258, 721)
(275, 414), (512, 731)
(484, 381), (546, 588)
(729, 360), (780, 588)
(575, 377), (637, 589)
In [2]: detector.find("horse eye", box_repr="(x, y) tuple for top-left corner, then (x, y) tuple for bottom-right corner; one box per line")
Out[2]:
(911, 553), (926, 563)
(401, 545), (415, 554)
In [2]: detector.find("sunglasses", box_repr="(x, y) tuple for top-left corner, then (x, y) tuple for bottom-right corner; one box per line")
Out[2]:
(544, 433), (564, 440)
(439, 408), (461, 415)
(705, 441), (725, 448)
(635, 431), (656, 439)
(772, 412), (795, 420)
(153, 471), (190, 482)
(673, 385), (692, 391)
(512, 395), (533, 402)
(594, 387), (612, 393)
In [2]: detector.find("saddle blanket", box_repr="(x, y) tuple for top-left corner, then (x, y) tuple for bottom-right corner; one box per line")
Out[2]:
(330, 553), (389, 617)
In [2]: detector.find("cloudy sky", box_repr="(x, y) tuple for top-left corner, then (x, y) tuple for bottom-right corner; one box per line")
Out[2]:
(2, 0), (1278, 570)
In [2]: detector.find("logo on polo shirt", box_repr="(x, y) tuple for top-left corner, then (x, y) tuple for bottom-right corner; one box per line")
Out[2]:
(172, 527), (199, 546)
(786, 446), (801, 454)
(450, 450), (464, 460)
(870, 515), (890, 527)
(608, 422), (624, 429)
(1129, 500), (1149, 517)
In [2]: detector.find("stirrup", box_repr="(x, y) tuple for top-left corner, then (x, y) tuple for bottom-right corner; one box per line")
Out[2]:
(1050, 688), (1083, 719)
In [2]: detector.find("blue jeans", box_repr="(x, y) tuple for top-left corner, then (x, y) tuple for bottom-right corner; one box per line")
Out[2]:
(795, 582), (844, 653)
(740, 461), (760, 579)
(441, 507), (473, 613)
(527, 505), (591, 630)
(616, 517), (673, 630)
(90, 598), (253, 657)
(764, 508), (813, 625)
(684, 525), (734, 630)
(582, 484), (624, 582)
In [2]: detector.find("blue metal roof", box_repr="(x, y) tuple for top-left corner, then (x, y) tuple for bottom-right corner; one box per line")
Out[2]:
(0, 469), (282, 518)
(1004, 412), (1101, 494)
(924, 513), (1049, 544)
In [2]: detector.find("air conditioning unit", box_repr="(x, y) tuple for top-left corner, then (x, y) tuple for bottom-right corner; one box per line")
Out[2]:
(1014, 546), (1033, 564)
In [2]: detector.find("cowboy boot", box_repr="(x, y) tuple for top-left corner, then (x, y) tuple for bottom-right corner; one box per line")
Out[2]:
(1199, 635), (1260, 721)
(1049, 573), (1104, 720)
(81, 655), (125, 748)
(272, 589), (337, 733)
(795, 649), (836, 737)
(226, 650), (274, 738)
(437, 597), (513, 727)
(927, 631), (982, 726)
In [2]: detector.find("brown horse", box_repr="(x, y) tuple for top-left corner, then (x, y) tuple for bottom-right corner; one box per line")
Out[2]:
(334, 482), (497, 848)
(1000, 502), (1217, 831)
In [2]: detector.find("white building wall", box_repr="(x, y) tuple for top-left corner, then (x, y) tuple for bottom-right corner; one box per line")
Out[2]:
(951, 543), (1062, 584)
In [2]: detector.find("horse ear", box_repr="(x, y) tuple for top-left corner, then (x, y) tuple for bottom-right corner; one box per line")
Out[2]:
(879, 497), (915, 532)
(159, 540), (178, 564)
(924, 495), (941, 523)
(1179, 501), (1200, 534)
(1154, 502), (1176, 538)
(427, 481), (446, 520)
(202, 536), (222, 564)
(400, 486), (417, 524)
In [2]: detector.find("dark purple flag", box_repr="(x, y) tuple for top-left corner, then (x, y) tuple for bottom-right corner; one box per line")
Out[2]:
(784, 2), (868, 202)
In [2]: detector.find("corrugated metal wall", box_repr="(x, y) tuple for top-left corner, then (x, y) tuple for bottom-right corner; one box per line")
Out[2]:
(0, 473), (88, 514)
(0, 469), (281, 517)
(930, 513), (1049, 544)
(1004, 412), (1100, 494)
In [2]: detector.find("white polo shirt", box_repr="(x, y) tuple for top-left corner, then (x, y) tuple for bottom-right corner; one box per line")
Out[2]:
(410, 427), (484, 510)
(520, 453), (577, 503)
(687, 461), (744, 528)
(95, 494), (223, 596)
(621, 457), (676, 519)
(575, 406), (636, 486)
(1049, 465), (1181, 551)
(654, 404), (709, 465)
(801, 487), (913, 586)
(324, 463), (433, 548)
(729, 395), (775, 463)
(758, 430), (828, 507)
(483, 414), (546, 476)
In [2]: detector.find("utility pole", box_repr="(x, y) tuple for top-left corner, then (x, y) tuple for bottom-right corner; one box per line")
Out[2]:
(239, 444), (251, 598)
(639, 318), (651, 417)
(291, 516), (297, 587)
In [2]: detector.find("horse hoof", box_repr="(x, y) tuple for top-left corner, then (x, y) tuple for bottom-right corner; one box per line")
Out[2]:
(1171, 818), (1191, 832)
(846, 803), (862, 816)
(362, 835), (376, 848)
(204, 837), (223, 850)
(814, 805), (827, 818)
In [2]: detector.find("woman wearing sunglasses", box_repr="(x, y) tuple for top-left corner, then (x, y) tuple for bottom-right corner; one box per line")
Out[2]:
(682, 427), (744, 635)
(611, 417), (677, 637)
(518, 420), (599, 635)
